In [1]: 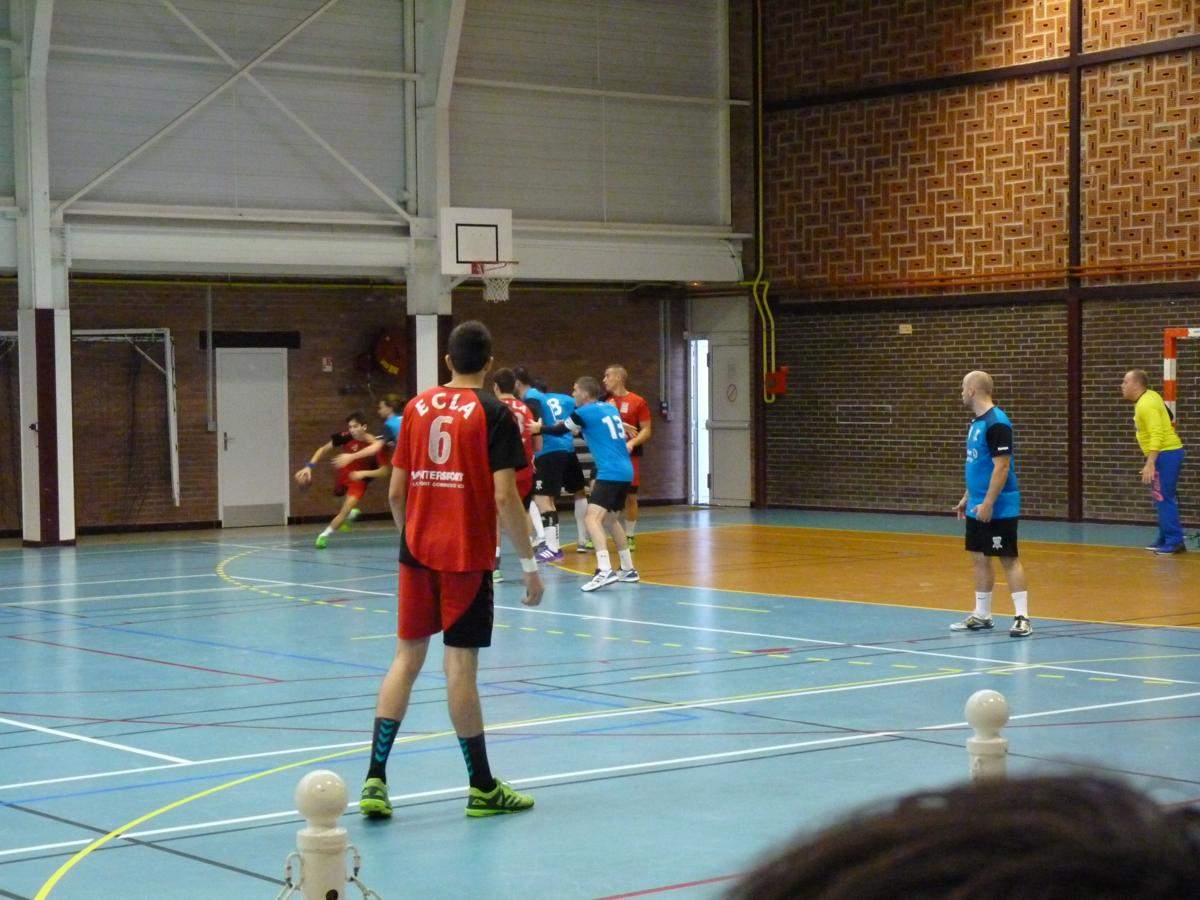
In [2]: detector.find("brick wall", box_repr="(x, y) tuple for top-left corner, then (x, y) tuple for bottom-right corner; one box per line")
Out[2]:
(766, 303), (1069, 517)
(1084, 0), (1199, 52)
(764, 75), (1070, 297)
(1083, 296), (1200, 522)
(764, 0), (1068, 100)
(0, 281), (686, 533)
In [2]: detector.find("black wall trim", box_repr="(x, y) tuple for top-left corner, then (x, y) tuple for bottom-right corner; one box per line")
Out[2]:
(768, 32), (1200, 111)
(199, 331), (301, 350)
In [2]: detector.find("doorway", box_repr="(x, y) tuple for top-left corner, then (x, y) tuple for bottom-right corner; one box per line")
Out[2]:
(216, 348), (289, 527)
(689, 338), (711, 505)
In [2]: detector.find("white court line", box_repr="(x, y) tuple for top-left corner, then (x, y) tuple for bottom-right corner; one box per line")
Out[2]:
(5, 687), (1200, 860)
(0, 668), (973, 797)
(0, 573), (219, 593)
(0, 741), (370, 793)
(236, 575), (393, 597)
(0, 586), (245, 609)
(0, 716), (190, 764)
(492, 604), (1200, 687)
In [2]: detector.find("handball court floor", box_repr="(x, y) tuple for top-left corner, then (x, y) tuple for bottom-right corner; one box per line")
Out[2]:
(1, 508), (1199, 899)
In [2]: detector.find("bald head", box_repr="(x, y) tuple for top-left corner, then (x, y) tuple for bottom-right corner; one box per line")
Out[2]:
(963, 371), (993, 397)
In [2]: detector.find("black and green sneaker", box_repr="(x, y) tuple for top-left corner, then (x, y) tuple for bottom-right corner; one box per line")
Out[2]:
(465, 779), (534, 817)
(360, 777), (392, 818)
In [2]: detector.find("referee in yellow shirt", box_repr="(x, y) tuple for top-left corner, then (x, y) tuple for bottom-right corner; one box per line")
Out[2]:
(1121, 369), (1186, 555)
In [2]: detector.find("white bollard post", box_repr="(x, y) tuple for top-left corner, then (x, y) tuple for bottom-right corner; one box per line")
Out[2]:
(965, 689), (1009, 782)
(293, 770), (350, 899)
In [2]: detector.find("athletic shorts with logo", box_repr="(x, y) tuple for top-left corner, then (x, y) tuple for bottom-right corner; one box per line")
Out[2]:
(964, 516), (1019, 558)
(534, 450), (586, 497)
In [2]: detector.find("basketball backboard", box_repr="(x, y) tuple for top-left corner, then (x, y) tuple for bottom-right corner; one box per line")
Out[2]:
(439, 207), (513, 276)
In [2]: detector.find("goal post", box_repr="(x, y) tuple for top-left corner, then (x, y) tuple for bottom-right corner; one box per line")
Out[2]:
(1163, 327), (1200, 419)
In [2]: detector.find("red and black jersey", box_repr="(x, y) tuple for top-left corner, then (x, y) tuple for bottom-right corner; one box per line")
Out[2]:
(331, 432), (374, 486)
(393, 387), (527, 572)
(498, 395), (536, 496)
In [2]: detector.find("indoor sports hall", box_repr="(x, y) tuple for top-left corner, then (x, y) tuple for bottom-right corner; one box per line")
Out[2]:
(2, 2), (1199, 899)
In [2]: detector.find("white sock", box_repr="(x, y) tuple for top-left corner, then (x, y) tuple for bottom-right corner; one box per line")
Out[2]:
(618, 548), (633, 570)
(321, 526), (334, 537)
(626, 520), (638, 537)
(546, 524), (560, 552)
(1012, 591), (1028, 618)
(574, 496), (588, 542)
(529, 501), (545, 542)
(495, 545), (501, 561)
(974, 591), (992, 619)
(596, 549), (612, 573)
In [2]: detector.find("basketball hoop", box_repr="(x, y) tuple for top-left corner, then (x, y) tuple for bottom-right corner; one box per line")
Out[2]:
(469, 260), (518, 303)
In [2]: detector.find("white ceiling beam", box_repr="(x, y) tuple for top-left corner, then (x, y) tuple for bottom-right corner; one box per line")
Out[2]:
(454, 77), (751, 108)
(52, 0), (346, 218)
(160, 0), (412, 221)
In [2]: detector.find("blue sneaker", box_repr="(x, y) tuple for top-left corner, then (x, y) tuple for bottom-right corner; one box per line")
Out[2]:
(1155, 544), (1186, 556)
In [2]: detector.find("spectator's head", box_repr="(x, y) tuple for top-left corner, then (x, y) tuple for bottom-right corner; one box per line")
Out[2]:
(727, 775), (1200, 900)
(446, 321), (492, 376)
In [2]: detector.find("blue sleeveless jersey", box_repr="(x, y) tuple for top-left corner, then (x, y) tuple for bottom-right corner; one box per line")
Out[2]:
(572, 401), (634, 483)
(965, 406), (1020, 519)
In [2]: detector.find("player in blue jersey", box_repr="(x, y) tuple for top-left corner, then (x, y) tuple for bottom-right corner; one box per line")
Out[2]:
(540, 376), (639, 592)
(952, 371), (1032, 637)
(515, 368), (589, 562)
(330, 395), (403, 532)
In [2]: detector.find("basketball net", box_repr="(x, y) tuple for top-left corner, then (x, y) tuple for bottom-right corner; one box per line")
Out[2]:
(470, 261), (518, 303)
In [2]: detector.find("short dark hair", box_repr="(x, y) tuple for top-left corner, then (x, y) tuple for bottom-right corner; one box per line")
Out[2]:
(513, 366), (532, 386)
(575, 376), (601, 399)
(378, 394), (402, 413)
(493, 367), (517, 394)
(728, 775), (1200, 900)
(346, 411), (366, 426)
(447, 321), (492, 375)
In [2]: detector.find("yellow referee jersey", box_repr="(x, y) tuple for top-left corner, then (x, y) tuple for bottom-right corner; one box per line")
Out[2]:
(1134, 389), (1183, 455)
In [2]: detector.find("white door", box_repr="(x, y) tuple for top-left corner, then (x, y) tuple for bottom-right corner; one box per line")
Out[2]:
(689, 296), (752, 507)
(709, 343), (752, 506)
(216, 348), (289, 527)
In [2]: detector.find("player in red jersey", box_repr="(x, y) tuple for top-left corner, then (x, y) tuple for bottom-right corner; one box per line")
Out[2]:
(491, 367), (542, 581)
(603, 364), (653, 549)
(360, 321), (544, 821)
(293, 412), (388, 549)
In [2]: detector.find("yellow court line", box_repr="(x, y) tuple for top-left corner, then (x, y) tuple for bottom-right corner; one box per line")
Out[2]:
(35, 666), (971, 897)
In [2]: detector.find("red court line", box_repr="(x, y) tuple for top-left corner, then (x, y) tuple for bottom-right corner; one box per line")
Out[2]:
(7, 636), (282, 683)
(595, 873), (740, 899)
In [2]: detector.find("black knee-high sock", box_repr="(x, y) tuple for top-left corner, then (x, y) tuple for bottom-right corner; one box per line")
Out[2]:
(367, 717), (399, 781)
(458, 733), (495, 792)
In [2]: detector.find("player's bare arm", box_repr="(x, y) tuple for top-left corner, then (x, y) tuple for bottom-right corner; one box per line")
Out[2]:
(333, 438), (385, 469)
(495, 467), (544, 607)
(974, 456), (1011, 523)
(387, 466), (408, 531)
(294, 441), (333, 485)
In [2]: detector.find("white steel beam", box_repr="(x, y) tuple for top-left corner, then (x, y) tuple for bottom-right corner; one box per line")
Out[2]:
(53, 0), (346, 217)
(453, 77), (751, 108)
(160, 0), (412, 222)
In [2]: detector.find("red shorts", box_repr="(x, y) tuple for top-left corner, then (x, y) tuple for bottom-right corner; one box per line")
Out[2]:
(335, 479), (369, 500)
(397, 564), (493, 647)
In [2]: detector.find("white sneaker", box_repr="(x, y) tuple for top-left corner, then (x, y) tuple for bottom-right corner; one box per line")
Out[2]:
(618, 568), (640, 582)
(581, 569), (620, 592)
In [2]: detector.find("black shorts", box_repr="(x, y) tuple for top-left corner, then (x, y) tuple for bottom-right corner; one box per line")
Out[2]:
(965, 516), (1019, 558)
(534, 451), (587, 497)
(590, 480), (632, 513)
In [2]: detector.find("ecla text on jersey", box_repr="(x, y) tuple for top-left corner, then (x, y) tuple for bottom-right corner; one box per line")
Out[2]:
(412, 391), (478, 420)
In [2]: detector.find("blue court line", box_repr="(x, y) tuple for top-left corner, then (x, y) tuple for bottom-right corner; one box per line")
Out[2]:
(74, 624), (390, 673)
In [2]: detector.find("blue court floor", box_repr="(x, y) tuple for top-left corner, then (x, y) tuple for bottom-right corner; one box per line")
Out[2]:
(1, 508), (1198, 898)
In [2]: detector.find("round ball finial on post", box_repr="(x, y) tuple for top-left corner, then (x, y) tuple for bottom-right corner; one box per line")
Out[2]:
(295, 769), (348, 829)
(965, 689), (1009, 783)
